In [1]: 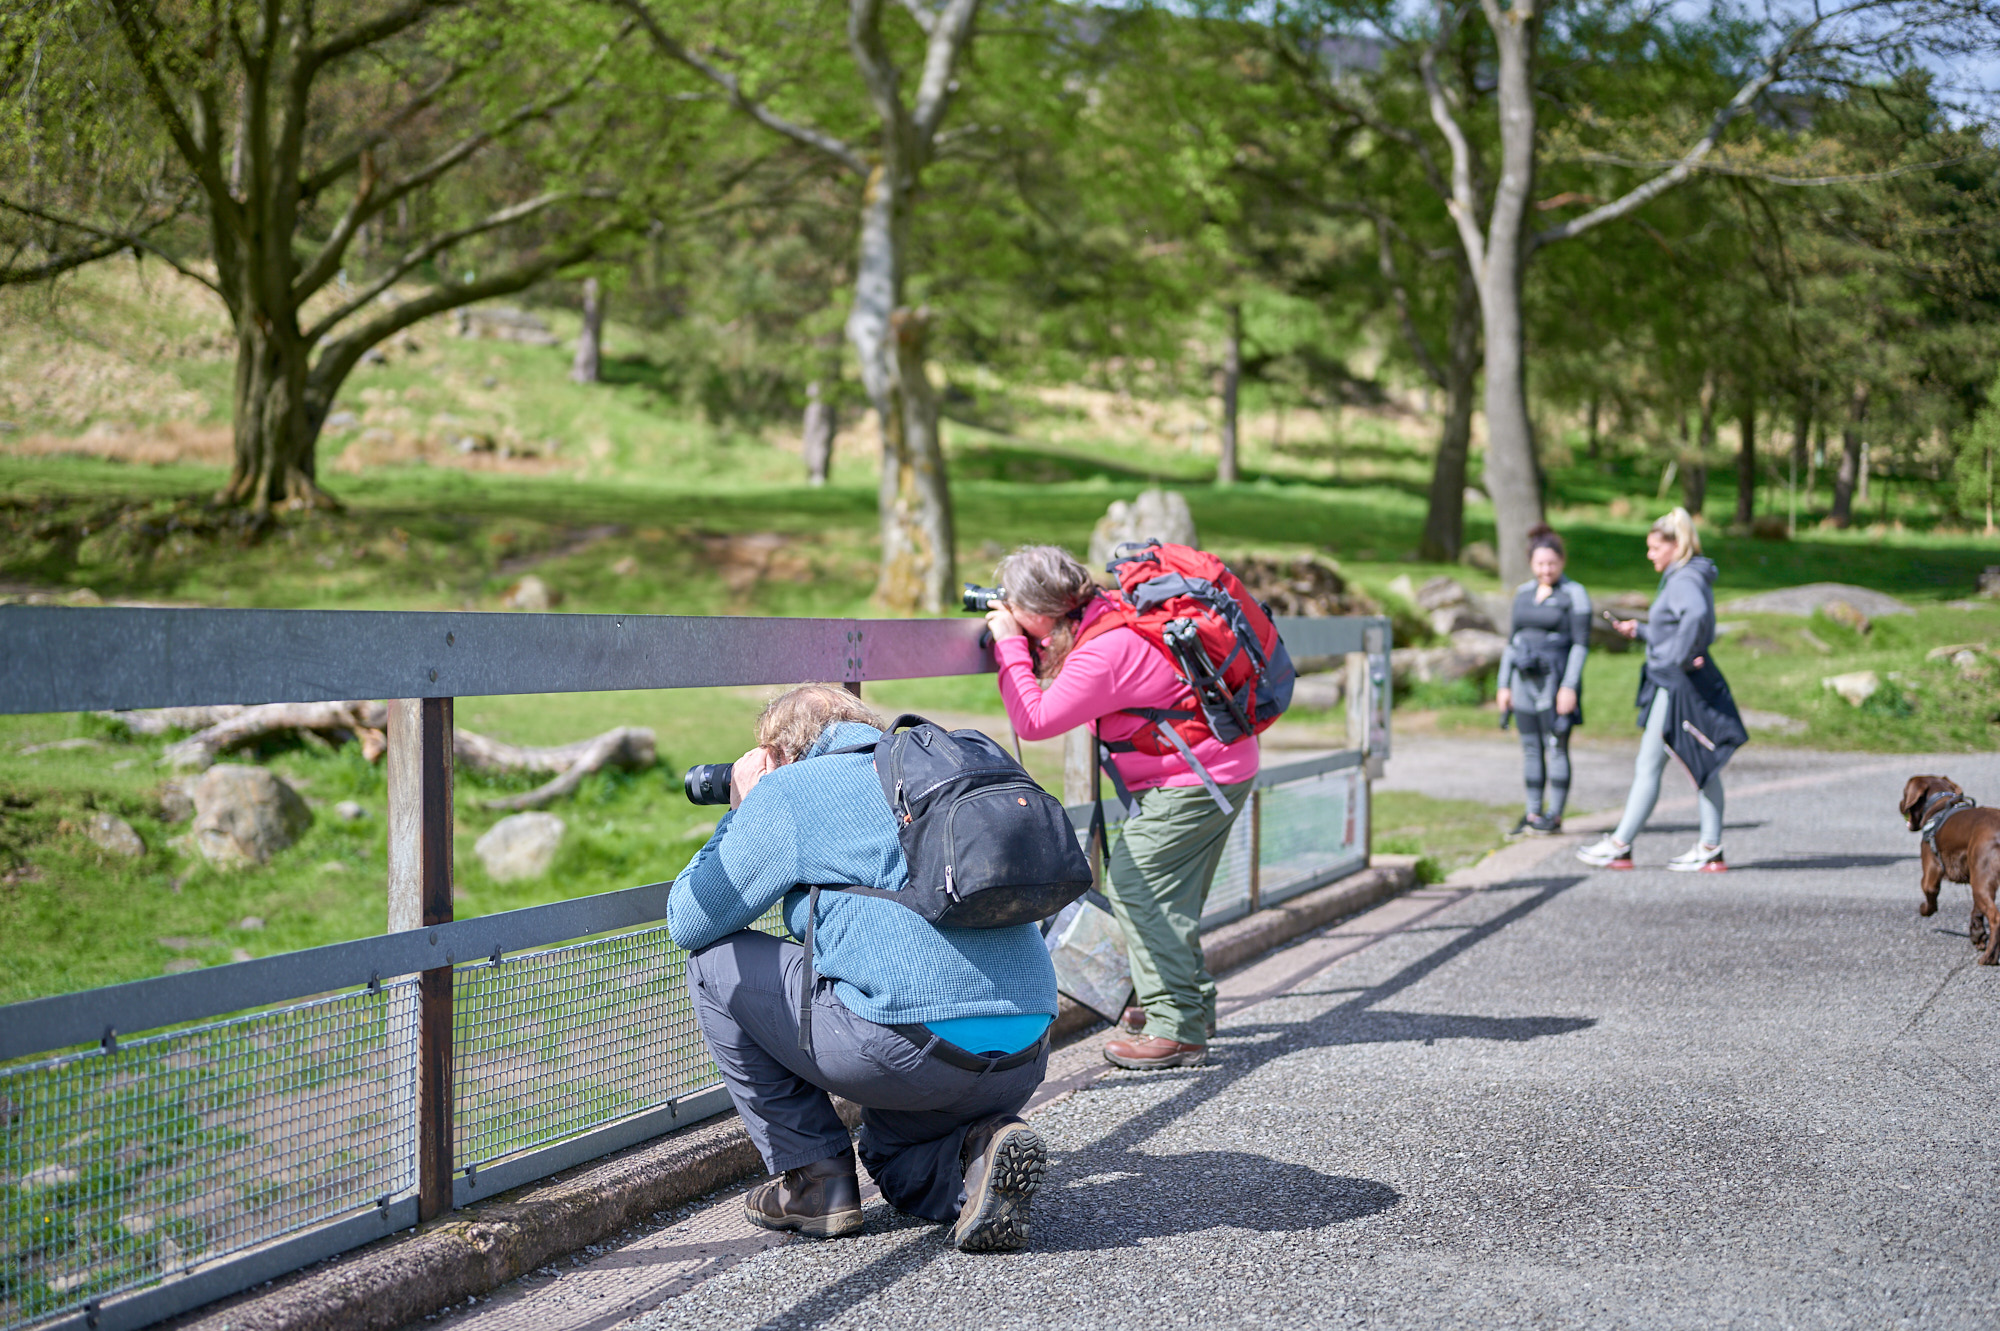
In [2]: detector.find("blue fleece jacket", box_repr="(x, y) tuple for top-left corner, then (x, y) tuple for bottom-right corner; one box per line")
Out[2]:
(666, 721), (1059, 1027)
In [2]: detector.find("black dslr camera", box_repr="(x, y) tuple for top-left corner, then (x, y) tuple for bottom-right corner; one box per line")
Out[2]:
(962, 583), (1005, 613)
(682, 763), (734, 806)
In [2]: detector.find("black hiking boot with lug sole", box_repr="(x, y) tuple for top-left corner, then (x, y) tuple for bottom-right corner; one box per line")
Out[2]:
(953, 1116), (1048, 1252)
(743, 1146), (864, 1238)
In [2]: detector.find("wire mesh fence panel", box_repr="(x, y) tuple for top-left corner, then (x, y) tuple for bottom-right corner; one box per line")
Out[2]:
(1258, 768), (1366, 906)
(453, 904), (789, 1175)
(1199, 808), (1257, 926)
(455, 929), (699, 1172)
(0, 982), (418, 1331)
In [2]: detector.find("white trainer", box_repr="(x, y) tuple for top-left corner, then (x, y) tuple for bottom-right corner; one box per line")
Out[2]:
(1666, 842), (1726, 872)
(1575, 835), (1632, 867)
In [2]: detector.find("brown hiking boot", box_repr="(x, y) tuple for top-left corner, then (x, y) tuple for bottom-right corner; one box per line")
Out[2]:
(743, 1145), (864, 1238)
(953, 1116), (1048, 1252)
(1103, 1034), (1207, 1070)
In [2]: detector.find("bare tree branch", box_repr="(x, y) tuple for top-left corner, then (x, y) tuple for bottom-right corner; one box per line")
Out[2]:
(0, 195), (221, 295)
(1553, 152), (1966, 188)
(1532, 17), (1822, 248)
(304, 189), (611, 342)
(304, 0), (454, 72)
(307, 222), (616, 403)
(895, 0), (938, 35)
(1420, 1), (1486, 277)
(611, 0), (870, 175)
(909, 0), (980, 150)
(293, 43), (616, 303)
(298, 64), (465, 200)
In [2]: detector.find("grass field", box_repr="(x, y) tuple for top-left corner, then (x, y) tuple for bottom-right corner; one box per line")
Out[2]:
(4, 264), (1995, 1003)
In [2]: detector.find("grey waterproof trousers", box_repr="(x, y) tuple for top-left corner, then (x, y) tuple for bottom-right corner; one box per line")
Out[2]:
(685, 929), (1048, 1223)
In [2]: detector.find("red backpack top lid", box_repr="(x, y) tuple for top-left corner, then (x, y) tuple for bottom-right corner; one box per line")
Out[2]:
(1072, 540), (1297, 761)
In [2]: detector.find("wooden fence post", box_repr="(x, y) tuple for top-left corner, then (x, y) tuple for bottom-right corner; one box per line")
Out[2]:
(1063, 730), (1101, 887)
(388, 697), (455, 1222)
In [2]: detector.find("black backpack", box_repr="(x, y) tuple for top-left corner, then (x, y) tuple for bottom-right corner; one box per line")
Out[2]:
(795, 713), (1092, 1049)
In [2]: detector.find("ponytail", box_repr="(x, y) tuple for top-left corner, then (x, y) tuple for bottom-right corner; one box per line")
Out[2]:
(1649, 507), (1701, 568)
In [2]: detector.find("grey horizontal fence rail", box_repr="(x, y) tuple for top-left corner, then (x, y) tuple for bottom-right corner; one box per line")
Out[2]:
(0, 606), (1390, 1331)
(0, 606), (1381, 715)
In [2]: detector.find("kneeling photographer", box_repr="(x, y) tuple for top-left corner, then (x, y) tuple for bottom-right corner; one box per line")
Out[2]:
(668, 684), (1069, 1251)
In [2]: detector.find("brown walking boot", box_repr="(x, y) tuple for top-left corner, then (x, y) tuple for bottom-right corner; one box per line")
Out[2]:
(1120, 1006), (1217, 1039)
(1103, 1034), (1207, 1070)
(743, 1145), (864, 1238)
(952, 1116), (1048, 1252)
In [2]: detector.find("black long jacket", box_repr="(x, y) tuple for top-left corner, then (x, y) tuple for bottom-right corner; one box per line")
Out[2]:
(1636, 660), (1748, 788)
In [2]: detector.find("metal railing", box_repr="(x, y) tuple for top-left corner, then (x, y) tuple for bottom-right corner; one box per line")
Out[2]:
(0, 606), (1390, 1331)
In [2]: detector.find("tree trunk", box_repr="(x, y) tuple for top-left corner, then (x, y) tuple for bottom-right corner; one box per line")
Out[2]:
(1831, 381), (1868, 527)
(1683, 373), (1714, 517)
(1419, 267), (1480, 562)
(570, 277), (603, 384)
(1218, 302), (1242, 484)
(1586, 392), (1600, 460)
(891, 306), (955, 612)
(1789, 391), (1812, 537)
(1475, 3), (1543, 590)
(1734, 390), (1756, 527)
(224, 317), (335, 514)
(848, 160), (931, 610)
(802, 380), (833, 486)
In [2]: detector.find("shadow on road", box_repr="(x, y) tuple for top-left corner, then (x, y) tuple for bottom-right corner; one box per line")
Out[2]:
(1728, 853), (1913, 872)
(1038, 1153), (1399, 1252)
(728, 875), (1589, 1330)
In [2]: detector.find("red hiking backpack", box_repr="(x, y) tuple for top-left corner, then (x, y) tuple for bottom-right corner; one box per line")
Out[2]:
(1073, 540), (1297, 770)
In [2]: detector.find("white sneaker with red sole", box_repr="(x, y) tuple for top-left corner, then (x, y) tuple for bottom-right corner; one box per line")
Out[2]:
(1666, 842), (1726, 872)
(1576, 836), (1634, 869)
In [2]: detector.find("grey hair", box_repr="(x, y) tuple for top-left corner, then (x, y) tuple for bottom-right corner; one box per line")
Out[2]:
(993, 545), (1100, 679)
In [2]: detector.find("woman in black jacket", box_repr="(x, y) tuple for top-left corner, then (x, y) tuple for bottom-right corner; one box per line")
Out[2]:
(1495, 524), (1590, 835)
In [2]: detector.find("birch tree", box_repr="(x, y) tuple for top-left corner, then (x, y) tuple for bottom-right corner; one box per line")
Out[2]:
(616, 0), (980, 612)
(1422, 0), (2000, 583)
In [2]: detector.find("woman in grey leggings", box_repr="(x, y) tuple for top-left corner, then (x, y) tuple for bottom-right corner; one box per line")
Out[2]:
(1577, 508), (1728, 871)
(1495, 524), (1590, 836)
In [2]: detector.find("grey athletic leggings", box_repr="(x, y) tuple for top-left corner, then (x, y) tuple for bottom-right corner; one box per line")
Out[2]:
(1515, 709), (1571, 818)
(1613, 689), (1723, 847)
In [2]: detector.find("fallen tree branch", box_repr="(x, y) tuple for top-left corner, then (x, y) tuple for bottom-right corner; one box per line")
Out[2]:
(475, 727), (657, 811)
(154, 701), (389, 770)
(104, 705), (655, 805)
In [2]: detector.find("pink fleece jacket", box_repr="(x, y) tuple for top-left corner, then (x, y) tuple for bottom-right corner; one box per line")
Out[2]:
(995, 595), (1260, 792)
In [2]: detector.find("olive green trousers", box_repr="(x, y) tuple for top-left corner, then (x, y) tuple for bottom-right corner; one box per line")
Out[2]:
(1102, 779), (1253, 1046)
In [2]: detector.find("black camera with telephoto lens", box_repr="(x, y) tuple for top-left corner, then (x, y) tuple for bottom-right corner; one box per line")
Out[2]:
(962, 583), (1005, 613)
(683, 762), (734, 806)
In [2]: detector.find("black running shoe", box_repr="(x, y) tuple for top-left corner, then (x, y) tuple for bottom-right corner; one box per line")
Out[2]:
(1526, 813), (1563, 836)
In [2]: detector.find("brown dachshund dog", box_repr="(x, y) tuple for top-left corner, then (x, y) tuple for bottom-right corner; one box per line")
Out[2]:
(1900, 775), (2000, 964)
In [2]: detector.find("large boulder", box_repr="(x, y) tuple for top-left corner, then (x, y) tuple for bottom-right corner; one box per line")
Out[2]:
(1393, 629), (1508, 686)
(475, 812), (566, 882)
(191, 766), (312, 867)
(1721, 583), (1913, 618)
(1087, 489), (1198, 573)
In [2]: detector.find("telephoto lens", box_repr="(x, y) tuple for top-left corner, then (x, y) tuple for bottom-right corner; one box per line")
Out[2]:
(682, 762), (734, 806)
(962, 583), (1005, 613)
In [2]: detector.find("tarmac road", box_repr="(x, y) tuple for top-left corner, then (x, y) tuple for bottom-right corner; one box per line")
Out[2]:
(428, 744), (2000, 1330)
